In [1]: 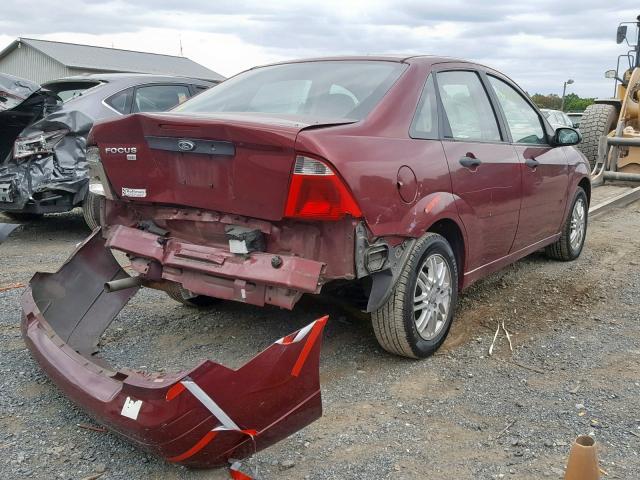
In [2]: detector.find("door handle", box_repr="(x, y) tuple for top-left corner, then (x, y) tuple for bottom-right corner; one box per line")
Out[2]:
(459, 156), (482, 169)
(525, 158), (539, 169)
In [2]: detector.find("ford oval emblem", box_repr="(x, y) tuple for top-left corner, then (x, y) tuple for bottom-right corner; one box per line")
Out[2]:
(177, 139), (196, 152)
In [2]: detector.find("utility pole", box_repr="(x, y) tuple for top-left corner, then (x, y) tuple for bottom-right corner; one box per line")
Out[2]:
(179, 35), (183, 56)
(561, 79), (574, 111)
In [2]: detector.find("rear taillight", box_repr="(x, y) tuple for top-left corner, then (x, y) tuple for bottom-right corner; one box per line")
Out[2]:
(284, 155), (362, 221)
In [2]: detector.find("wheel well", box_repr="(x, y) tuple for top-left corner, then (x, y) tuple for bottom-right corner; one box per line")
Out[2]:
(427, 219), (465, 286)
(578, 178), (591, 205)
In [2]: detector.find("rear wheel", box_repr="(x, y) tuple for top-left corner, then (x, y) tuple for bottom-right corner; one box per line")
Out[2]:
(545, 187), (588, 261)
(165, 283), (219, 308)
(82, 191), (103, 231)
(372, 233), (458, 359)
(577, 104), (618, 169)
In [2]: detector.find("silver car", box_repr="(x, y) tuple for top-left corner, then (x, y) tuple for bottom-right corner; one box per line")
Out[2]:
(541, 108), (575, 131)
(0, 73), (216, 228)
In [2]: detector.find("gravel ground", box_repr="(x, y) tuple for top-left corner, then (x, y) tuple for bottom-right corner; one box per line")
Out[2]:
(1, 202), (639, 480)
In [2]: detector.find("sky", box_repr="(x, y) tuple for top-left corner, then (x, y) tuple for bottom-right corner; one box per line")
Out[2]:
(0, 1), (638, 98)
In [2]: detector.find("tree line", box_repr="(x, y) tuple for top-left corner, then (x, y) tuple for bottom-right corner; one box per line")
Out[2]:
(528, 93), (595, 112)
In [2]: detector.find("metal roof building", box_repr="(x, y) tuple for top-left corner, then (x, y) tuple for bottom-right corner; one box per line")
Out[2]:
(0, 38), (225, 84)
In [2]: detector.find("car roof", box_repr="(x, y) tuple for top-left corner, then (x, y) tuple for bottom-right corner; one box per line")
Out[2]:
(251, 55), (469, 69)
(42, 73), (216, 87)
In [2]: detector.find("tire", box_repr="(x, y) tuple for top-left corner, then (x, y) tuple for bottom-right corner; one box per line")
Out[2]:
(372, 233), (458, 359)
(1, 211), (43, 221)
(165, 282), (219, 308)
(577, 104), (618, 169)
(545, 187), (588, 261)
(82, 191), (104, 231)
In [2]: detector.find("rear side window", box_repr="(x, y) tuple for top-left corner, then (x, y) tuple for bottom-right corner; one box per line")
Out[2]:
(488, 76), (546, 144)
(410, 74), (438, 139)
(436, 71), (501, 142)
(132, 84), (191, 113)
(105, 88), (133, 114)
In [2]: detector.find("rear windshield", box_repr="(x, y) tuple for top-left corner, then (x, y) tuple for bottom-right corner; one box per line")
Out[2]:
(43, 81), (102, 102)
(174, 61), (406, 121)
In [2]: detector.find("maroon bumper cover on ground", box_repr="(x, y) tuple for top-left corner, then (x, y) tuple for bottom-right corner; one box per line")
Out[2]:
(21, 231), (327, 468)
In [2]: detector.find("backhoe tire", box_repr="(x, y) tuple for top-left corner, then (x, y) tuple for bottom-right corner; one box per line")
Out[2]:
(545, 187), (588, 261)
(165, 283), (219, 308)
(372, 233), (458, 359)
(82, 191), (103, 231)
(577, 104), (618, 169)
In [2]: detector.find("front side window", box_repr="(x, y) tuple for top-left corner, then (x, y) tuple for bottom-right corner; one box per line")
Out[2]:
(436, 71), (501, 142)
(133, 85), (191, 113)
(174, 61), (407, 121)
(410, 74), (438, 139)
(488, 76), (546, 144)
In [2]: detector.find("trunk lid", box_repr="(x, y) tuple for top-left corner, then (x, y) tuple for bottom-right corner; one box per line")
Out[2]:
(93, 112), (352, 221)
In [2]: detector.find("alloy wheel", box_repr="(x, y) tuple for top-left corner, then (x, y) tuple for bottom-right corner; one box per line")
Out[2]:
(413, 253), (452, 341)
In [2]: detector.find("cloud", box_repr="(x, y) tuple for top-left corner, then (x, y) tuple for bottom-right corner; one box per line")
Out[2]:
(0, 1), (637, 97)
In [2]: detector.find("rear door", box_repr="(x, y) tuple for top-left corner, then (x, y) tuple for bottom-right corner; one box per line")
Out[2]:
(434, 67), (522, 270)
(486, 75), (569, 250)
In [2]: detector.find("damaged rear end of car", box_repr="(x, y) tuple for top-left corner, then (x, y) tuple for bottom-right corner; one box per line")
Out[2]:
(0, 74), (99, 214)
(89, 110), (362, 309)
(22, 59), (408, 466)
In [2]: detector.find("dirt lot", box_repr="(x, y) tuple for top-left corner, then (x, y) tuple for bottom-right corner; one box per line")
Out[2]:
(1, 201), (639, 480)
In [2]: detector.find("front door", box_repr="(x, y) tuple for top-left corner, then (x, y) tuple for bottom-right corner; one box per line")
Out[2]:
(435, 69), (522, 271)
(486, 75), (569, 250)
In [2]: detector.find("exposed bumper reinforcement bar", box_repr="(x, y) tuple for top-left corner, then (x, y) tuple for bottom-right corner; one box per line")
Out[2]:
(21, 231), (328, 468)
(105, 225), (325, 309)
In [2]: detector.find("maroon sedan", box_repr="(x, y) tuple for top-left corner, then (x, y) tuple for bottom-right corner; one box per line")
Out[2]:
(90, 55), (589, 357)
(21, 56), (589, 466)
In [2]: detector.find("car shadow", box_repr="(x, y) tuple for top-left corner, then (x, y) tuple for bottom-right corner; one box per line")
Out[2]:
(0, 209), (90, 243)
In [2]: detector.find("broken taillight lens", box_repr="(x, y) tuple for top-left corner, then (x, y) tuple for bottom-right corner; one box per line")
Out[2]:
(284, 155), (362, 221)
(13, 129), (69, 159)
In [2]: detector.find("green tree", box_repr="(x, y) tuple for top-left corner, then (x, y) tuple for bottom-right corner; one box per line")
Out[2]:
(562, 93), (595, 112)
(531, 93), (562, 110)
(529, 93), (595, 112)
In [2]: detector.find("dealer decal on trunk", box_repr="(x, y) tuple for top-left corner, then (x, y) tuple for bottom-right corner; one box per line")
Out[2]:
(122, 187), (147, 198)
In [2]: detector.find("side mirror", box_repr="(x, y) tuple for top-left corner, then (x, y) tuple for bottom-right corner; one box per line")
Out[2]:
(552, 127), (582, 146)
(604, 69), (617, 79)
(617, 25), (628, 44)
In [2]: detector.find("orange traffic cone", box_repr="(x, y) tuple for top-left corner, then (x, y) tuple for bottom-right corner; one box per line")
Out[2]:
(564, 435), (600, 480)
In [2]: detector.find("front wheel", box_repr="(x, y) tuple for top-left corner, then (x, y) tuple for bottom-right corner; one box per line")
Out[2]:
(545, 187), (588, 261)
(372, 233), (458, 359)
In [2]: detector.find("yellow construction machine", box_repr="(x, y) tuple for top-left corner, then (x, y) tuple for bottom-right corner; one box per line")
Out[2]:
(580, 15), (640, 185)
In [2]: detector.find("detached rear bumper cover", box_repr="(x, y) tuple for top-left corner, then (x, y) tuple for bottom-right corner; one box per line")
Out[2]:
(21, 231), (327, 468)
